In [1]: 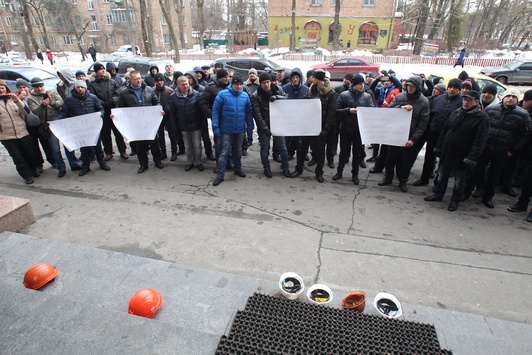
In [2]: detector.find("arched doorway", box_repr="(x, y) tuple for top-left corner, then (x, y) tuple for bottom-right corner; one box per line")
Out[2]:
(328, 22), (336, 44)
(358, 22), (378, 45)
(304, 20), (322, 40)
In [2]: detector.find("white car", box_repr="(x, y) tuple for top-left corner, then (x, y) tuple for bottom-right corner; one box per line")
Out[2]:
(112, 45), (141, 57)
(0, 56), (31, 67)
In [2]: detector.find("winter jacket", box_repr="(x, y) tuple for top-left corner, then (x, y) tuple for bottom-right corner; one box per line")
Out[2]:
(304, 78), (338, 135)
(370, 75), (402, 107)
(27, 89), (63, 125)
(382, 87), (401, 108)
(435, 105), (490, 169)
(53, 89), (103, 120)
(186, 70), (205, 93)
(212, 86), (253, 134)
(281, 68), (308, 99)
(192, 67), (208, 87)
(334, 83), (350, 95)
(56, 68), (76, 100)
(251, 83), (286, 135)
(106, 62), (123, 87)
(429, 92), (463, 133)
(336, 86), (374, 133)
(117, 83), (159, 108)
(244, 77), (259, 96)
(144, 65), (159, 88)
(387, 76), (429, 143)
(0, 98), (28, 140)
(168, 87), (203, 132)
(88, 72), (119, 116)
(199, 79), (229, 120)
(153, 84), (173, 123)
(484, 102), (530, 154)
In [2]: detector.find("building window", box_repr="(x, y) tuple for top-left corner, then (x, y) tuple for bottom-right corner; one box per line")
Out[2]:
(0, 0), (5, 7)
(161, 15), (167, 26)
(363, 0), (375, 6)
(11, 36), (18, 45)
(6, 17), (12, 27)
(358, 22), (378, 45)
(49, 36), (56, 45)
(111, 10), (135, 23)
(71, 0), (77, 4)
(109, 35), (116, 45)
(330, 0), (342, 6)
(310, 0), (322, 5)
(88, 0), (94, 10)
(33, 16), (39, 26)
(63, 35), (74, 45)
(37, 35), (45, 45)
(102, 0), (109, 2)
(91, 15), (98, 30)
(106, 14), (113, 25)
(78, 36), (85, 45)
(163, 34), (170, 44)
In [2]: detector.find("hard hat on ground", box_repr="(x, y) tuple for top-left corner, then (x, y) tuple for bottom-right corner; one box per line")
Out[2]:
(23, 263), (58, 290)
(128, 288), (163, 318)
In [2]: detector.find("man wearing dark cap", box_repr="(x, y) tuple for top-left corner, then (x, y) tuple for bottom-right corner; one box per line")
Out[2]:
(199, 68), (231, 163)
(106, 62), (123, 87)
(88, 62), (127, 160)
(424, 90), (489, 211)
(212, 75), (254, 186)
(144, 65), (160, 88)
(480, 84), (498, 110)
(464, 88), (530, 208)
(335, 73), (354, 94)
(201, 65), (212, 82)
(291, 69), (338, 183)
(251, 72), (291, 178)
(334, 74), (374, 185)
(305, 70), (315, 87)
(52, 80), (110, 177)
(27, 77), (82, 177)
(282, 67), (309, 161)
(507, 89), (532, 221)
(153, 72), (175, 161)
(412, 78), (462, 187)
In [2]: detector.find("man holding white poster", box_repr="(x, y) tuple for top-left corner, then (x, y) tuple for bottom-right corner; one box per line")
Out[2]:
(378, 76), (429, 192)
(291, 70), (338, 183)
(116, 71), (164, 174)
(52, 80), (110, 176)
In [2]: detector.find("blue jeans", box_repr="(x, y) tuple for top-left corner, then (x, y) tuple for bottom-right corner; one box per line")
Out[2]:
(433, 164), (469, 203)
(182, 130), (202, 165)
(48, 134), (79, 171)
(258, 133), (289, 170)
(217, 132), (244, 179)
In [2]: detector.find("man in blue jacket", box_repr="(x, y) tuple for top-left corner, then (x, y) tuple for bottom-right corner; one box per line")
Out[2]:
(212, 75), (254, 186)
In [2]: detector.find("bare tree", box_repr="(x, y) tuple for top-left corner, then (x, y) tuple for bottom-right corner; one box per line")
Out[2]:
(159, 0), (180, 62)
(196, 0), (206, 49)
(173, 0), (187, 49)
(289, 0), (296, 51)
(332, 0), (342, 52)
(138, 0), (153, 56)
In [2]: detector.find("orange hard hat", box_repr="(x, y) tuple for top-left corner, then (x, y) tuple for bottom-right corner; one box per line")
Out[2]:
(128, 288), (163, 318)
(23, 263), (58, 290)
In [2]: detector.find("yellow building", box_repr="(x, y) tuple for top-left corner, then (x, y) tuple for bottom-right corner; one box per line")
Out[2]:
(268, 0), (401, 50)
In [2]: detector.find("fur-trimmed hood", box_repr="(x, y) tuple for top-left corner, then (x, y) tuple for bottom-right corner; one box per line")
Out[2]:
(308, 78), (333, 97)
(89, 71), (111, 82)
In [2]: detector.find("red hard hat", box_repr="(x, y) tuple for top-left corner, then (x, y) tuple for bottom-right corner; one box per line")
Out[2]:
(23, 263), (58, 290)
(128, 288), (163, 318)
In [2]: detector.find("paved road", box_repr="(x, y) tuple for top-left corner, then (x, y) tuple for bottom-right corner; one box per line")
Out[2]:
(1, 139), (530, 325)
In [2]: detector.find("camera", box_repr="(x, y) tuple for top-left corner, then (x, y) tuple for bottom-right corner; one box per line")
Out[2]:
(42, 93), (48, 99)
(0, 94), (10, 100)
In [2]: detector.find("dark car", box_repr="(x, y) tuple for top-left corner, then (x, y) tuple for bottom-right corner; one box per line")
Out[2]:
(310, 57), (380, 81)
(480, 60), (532, 84)
(210, 57), (285, 78)
(87, 57), (172, 77)
(0, 67), (60, 92)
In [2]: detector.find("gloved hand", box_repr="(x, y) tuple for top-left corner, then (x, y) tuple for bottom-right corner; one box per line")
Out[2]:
(265, 130), (272, 138)
(269, 95), (278, 102)
(213, 126), (220, 137)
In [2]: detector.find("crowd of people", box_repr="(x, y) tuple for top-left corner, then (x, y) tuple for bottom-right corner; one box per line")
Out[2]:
(1, 60), (531, 221)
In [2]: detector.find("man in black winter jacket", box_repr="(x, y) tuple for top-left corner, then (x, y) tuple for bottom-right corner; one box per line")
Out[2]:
(88, 63), (127, 160)
(464, 88), (530, 208)
(251, 72), (291, 178)
(378, 75), (429, 192)
(144, 65), (159, 88)
(153, 73), (177, 161)
(424, 90), (489, 211)
(412, 78), (462, 186)
(117, 71), (164, 173)
(54, 80), (110, 176)
(333, 74), (374, 185)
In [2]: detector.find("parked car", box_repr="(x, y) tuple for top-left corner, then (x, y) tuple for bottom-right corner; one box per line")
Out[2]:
(310, 57), (380, 81)
(210, 57), (285, 78)
(0, 67), (59, 92)
(0, 56), (31, 67)
(480, 60), (532, 84)
(86, 57), (172, 77)
(112, 45), (141, 57)
(427, 72), (513, 100)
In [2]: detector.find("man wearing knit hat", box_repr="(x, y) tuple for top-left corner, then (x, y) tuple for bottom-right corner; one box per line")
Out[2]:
(211, 75), (254, 186)
(27, 76), (82, 177)
(88, 62), (127, 161)
(52, 80), (110, 176)
(412, 78), (462, 187)
(333, 74), (374, 185)
(245, 68), (259, 95)
(507, 89), (532, 221)
(464, 88), (530, 208)
(480, 84), (498, 110)
(291, 69), (338, 183)
(334, 73), (354, 95)
(251, 72), (291, 178)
